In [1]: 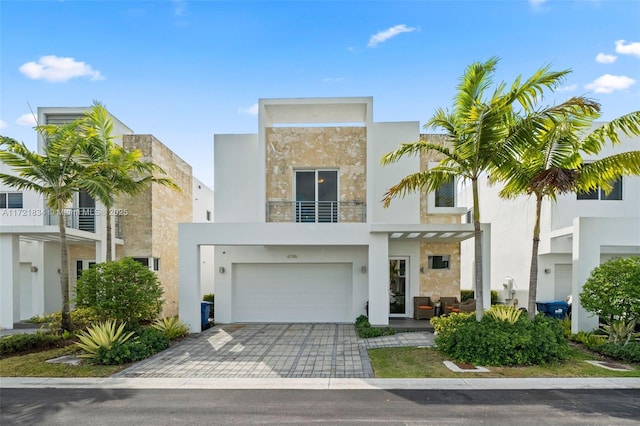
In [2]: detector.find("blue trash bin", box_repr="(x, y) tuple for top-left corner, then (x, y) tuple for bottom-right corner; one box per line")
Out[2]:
(201, 301), (213, 330)
(536, 301), (569, 319)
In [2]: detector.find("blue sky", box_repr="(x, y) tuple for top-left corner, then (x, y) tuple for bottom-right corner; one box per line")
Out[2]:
(1, 0), (639, 187)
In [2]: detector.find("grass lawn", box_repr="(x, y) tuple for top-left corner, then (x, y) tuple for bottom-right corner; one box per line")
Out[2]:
(368, 346), (640, 378)
(0, 345), (127, 378)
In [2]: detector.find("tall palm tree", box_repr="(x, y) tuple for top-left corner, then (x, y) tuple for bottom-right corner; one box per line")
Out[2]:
(381, 57), (570, 320)
(79, 102), (179, 261)
(496, 109), (640, 317)
(0, 126), (89, 331)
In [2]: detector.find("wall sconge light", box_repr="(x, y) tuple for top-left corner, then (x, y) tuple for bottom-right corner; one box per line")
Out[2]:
(544, 268), (551, 274)
(31, 266), (38, 272)
(57, 268), (61, 274)
(420, 267), (425, 273)
(361, 266), (367, 273)
(219, 267), (225, 273)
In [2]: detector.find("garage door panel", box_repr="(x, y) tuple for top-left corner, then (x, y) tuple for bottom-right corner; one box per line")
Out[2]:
(233, 263), (352, 322)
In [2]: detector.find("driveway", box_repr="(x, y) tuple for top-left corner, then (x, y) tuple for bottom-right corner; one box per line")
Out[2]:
(113, 323), (434, 379)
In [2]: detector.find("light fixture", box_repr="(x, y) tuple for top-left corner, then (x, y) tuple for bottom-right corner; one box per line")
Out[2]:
(219, 267), (225, 273)
(361, 266), (367, 273)
(544, 268), (551, 274)
(31, 266), (38, 272)
(318, 178), (325, 184)
(420, 267), (425, 273)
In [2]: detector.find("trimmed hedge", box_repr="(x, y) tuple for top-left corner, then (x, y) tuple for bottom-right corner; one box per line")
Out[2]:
(0, 332), (67, 357)
(93, 327), (170, 365)
(355, 315), (394, 338)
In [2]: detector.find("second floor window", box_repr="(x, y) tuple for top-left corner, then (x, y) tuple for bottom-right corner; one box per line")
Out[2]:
(435, 177), (455, 208)
(0, 192), (23, 209)
(577, 177), (622, 201)
(295, 169), (338, 223)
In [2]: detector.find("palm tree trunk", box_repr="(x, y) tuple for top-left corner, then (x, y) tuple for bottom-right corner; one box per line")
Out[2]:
(528, 193), (543, 319)
(106, 211), (112, 261)
(472, 178), (484, 321)
(58, 201), (72, 332)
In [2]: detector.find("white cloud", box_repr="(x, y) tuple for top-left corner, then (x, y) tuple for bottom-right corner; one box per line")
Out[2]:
(19, 55), (104, 82)
(557, 84), (578, 92)
(595, 53), (617, 64)
(529, 0), (547, 7)
(585, 74), (636, 93)
(17, 113), (38, 127)
(323, 77), (344, 83)
(368, 24), (417, 48)
(238, 104), (259, 116)
(615, 40), (640, 57)
(172, 0), (187, 16)
(0, 119), (6, 129)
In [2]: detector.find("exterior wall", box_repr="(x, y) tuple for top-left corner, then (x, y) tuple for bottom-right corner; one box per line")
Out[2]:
(122, 134), (193, 317)
(192, 177), (215, 298)
(419, 241), (461, 299)
(265, 127), (367, 222)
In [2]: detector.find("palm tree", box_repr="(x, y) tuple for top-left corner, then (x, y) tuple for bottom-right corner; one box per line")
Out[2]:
(496, 109), (640, 317)
(0, 126), (89, 331)
(79, 102), (179, 261)
(381, 57), (570, 320)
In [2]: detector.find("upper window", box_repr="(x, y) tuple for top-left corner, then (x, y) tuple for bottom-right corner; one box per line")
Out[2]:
(0, 192), (23, 209)
(295, 169), (338, 223)
(435, 177), (455, 208)
(577, 178), (622, 201)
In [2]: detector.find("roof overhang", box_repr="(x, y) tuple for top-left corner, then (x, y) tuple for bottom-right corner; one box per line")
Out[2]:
(370, 223), (476, 242)
(0, 226), (102, 244)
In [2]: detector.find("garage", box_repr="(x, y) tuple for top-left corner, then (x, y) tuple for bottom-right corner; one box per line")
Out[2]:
(232, 263), (353, 323)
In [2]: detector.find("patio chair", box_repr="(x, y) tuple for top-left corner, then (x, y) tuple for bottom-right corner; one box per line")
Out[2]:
(413, 296), (435, 320)
(439, 296), (459, 315)
(452, 299), (476, 313)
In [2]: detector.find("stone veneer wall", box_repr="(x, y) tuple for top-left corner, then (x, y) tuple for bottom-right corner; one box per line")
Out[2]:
(419, 134), (462, 300)
(265, 127), (366, 222)
(121, 135), (193, 317)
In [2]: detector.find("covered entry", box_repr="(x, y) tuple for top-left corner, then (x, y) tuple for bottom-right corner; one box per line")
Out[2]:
(232, 263), (353, 322)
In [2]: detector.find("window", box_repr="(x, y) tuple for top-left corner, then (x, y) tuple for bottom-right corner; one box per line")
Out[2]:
(0, 192), (23, 209)
(577, 177), (622, 201)
(206, 210), (212, 221)
(435, 177), (455, 207)
(295, 170), (338, 223)
(428, 255), (450, 269)
(133, 257), (161, 271)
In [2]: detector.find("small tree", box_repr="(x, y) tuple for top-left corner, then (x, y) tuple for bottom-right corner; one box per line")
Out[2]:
(580, 257), (640, 326)
(75, 257), (164, 327)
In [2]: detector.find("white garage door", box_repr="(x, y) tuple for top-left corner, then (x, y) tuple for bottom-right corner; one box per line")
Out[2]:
(233, 263), (352, 323)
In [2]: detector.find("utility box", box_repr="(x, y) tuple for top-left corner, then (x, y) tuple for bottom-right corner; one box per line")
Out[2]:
(536, 301), (569, 319)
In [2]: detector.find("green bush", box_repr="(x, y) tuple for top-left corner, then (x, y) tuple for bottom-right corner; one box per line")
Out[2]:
(355, 315), (394, 338)
(94, 327), (170, 365)
(202, 294), (214, 303)
(435, 314), (569, 366)
(0, 332), (66, 357)
(152, 317), (189, 340)
(75, 320), (136, 360)
(460, 290), (499, 304)
(46, 307), (99, 331)
(75, 258), (164, 327)
(591, 341), (640, 364)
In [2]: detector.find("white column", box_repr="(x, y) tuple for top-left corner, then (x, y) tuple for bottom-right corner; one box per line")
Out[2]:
(571, 218), (601, 333)
(178, 224), (202, 333)
(368, 233), (389, 326)
(0, 234), (19, 329)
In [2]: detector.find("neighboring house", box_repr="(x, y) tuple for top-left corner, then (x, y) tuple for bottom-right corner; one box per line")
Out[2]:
(178, 97), (491, 333)
(0, 107), (214, 329)
(459, 123), (640, 333)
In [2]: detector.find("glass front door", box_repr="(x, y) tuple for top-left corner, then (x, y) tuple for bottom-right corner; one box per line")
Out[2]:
(389, 257), (408, 316)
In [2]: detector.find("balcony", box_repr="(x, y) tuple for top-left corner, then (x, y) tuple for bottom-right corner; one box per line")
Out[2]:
(46, 208), (96, 233)
(267, 201), (366, 223)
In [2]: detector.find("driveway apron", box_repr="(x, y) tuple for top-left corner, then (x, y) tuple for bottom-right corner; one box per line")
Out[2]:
(114, 323), (396, 379)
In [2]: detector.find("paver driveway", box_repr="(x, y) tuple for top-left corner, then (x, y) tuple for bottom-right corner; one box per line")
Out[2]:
(113, 323), (434, 379)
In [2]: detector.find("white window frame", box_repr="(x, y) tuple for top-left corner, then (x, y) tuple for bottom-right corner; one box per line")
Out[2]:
(293, 169), (339, 223)
(426, 162), (466, 214)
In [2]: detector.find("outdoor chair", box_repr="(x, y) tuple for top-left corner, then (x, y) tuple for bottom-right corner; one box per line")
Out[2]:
(413, 296), (435, 320)
(453, 299), (476, 313)
(439, 296), (459, 315)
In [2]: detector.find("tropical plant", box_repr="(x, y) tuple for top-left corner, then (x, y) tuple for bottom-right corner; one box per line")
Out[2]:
(75, 257), (164, 327)
(494, 108), (640, 317)
(0, 128), (92, 331)
(600, 320), (639, 346)
(486, 305), (523, 324)
(74, 320), (135, 359)
(381, 57), (570, 319)
(152, 316), (189, 339)
(78, 102), (179, 260)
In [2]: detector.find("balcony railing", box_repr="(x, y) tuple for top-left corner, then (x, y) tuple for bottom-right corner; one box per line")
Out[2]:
(267, 201), (366, 223)
(46, 208), (96, 233)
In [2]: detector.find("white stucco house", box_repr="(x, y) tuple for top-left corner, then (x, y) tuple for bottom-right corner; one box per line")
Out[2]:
(0, 107), (214, 329)
(178, 97), (492, 333)
(459, 123), (640, 333)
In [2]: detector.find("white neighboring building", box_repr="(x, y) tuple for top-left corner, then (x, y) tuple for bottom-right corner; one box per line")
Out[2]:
(460, 123), (640, 333)
(179, 97), (491, 333)
(192, 177), (215, 298)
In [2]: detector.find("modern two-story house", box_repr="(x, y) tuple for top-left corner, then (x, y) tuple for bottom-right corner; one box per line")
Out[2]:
(0, 107), (214, 329)
(178, 97), (491, 333)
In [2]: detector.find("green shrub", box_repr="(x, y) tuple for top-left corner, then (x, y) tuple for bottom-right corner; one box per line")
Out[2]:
(75, 258), (164, 327)
(591, 341), (640, 364)
(0, 332), (66, 357)
(75, 320), (135, 360)
(152, 317), (189, 340)
(435, 314), (569, 366)
(202, 294), (215, 303)
(94, 327), (170, 365)
(486, 305), (522, 324)
(355, 315), (394, 338)
(46, 307), (99, 331)
(430, 312), (475, 338)
(571, 331), (607, 349)
(460, 290), (499, 304)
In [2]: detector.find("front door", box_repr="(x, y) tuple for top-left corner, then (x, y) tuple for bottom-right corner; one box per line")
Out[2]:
(389, 257), (408, 316)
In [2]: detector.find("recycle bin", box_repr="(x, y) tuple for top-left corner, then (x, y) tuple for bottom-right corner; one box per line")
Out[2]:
(201, 301), (213, 330)
(535, 301), (569, 319)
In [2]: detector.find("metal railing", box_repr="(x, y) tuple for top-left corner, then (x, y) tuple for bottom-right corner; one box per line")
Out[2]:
(267, 201), (366, 223)
(46, 208), (96, 233)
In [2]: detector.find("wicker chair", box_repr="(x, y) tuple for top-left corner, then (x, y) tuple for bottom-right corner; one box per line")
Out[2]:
(413, 296), (435, 320)
(452, 299), (476, 313)
(439, 296), (459, 316)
